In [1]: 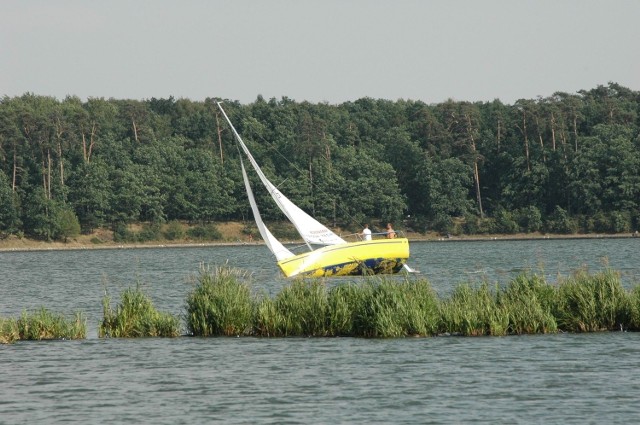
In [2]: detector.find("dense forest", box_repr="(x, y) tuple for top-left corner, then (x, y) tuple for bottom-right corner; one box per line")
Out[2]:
(0, 82), (639, 241)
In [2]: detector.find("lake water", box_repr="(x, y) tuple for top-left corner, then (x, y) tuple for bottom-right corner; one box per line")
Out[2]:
(1, 238), (640, 423)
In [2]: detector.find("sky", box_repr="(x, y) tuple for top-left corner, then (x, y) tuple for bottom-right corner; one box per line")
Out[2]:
(2, 0), (639, 106)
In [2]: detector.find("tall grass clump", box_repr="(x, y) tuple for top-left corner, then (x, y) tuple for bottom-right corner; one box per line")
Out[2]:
(555, 269), (630, 332)
(326, 283), (362, 336)
(497, 273), (558, 334)
(254, 297), (283, 337)
(400, 278), (440, 336)
(15, 308), (86, 341)
(0, 317), (19, 344)
(255, 279), (329, 337)
(440, 283), (509, 336)
(628, 285), (640, 331)
(348, 277), (439, 337)
(185, 266), (254, 336)
(100, 284), (180, 338)
(252, 277), (440, 338)
(351, 279), (402, 337)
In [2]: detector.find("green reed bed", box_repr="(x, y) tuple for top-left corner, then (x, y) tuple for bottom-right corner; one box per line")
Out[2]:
(439, 274), (559, 337)
(555, 269), (631, 332)
(440, 283), (510, 336)
(4, 267), (635, 342)
(630, 286), (640, 330)
(496, 274), (557, 335)
(258, 279), (330, 337)
(187, 268), (440, 338)
(0, 308), (86, 344)
(0, 317), (19, 344)
(100, 284), (180, 338)
(346, 279), (440, 337)
(185, 266), (639, 338)
(438, 270), (632, 336)
(185, 266), (254, 336)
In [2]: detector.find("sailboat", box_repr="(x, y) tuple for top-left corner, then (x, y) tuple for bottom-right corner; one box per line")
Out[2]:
(217, 102), (411, 278)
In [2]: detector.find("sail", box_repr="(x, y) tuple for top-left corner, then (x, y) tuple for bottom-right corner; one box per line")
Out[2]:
(240, 159), (294, 261)
(217, 103), (346, 248)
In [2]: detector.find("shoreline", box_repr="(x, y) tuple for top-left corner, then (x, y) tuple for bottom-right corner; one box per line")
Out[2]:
(1, 232), (637, 253)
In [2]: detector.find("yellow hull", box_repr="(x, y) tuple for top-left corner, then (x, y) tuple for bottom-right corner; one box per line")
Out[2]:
(276, 238), (410, 278)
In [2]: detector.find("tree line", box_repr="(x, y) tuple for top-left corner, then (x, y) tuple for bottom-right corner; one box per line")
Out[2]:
(0, 82), (639, 241)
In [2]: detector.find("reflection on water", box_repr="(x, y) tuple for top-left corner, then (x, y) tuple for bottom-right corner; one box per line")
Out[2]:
(1, 238), (640, 423)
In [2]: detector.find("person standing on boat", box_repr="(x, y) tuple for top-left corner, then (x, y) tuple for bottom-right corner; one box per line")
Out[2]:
(386, 223), (397, 239)
(361, 224), (372, 241)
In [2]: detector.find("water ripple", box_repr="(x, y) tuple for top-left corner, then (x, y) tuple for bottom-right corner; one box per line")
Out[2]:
(2, 240), (640, 423)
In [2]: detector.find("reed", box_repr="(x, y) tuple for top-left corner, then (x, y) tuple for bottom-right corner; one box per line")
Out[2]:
(0, 317), (19, 344)
(100, 284), (180, 338)
(252, 277), (440, 338)
(185, 265), (254, 336)
(187, 268), (640, 338)
(14, 308), (86, 341)
(628, 285), (640, 331)
(254, 297), (283, 337)
(348, 278), (439, 337)
(554, 269), (630, 332)
(497, 273), (558, 334)
(399, 278), (440, 336)
(350, 279), (405, 337)
(254, 279), (329, 337)
(439, 283), (509, 336)
(326, 283), (362, 336)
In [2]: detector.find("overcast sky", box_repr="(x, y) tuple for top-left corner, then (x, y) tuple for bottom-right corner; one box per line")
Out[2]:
(2, 0), (639, 105)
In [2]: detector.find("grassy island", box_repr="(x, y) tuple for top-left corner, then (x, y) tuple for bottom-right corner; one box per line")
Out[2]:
(3, 267), (640, 343)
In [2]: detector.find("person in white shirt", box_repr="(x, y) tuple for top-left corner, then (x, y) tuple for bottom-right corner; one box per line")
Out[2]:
(361, 224), (372, 241)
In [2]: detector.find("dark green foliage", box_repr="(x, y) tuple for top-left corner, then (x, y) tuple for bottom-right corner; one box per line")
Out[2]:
(186, 223), (222, 241)
(429, 214), (454, 235)
(163, 221), (185, 240)
(515, 206), (543, 233)
(56, 207), (81, 242)
(112, 222), (164, 243)
(136, 223), (162, 242)
(113, 223), (137, 243)
(1, 84), (639, 238)
(546, 206), (579, 234)
(0, 170), (21, 235)
(493, 209), (519, 234)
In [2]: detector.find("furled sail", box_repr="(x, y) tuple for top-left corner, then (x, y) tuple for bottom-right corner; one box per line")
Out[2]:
(217, 103), (346, 248)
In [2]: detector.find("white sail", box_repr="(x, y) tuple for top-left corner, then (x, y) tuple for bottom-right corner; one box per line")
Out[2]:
(240, 159), (294, 261)
(217, 103), (346, 249)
